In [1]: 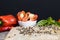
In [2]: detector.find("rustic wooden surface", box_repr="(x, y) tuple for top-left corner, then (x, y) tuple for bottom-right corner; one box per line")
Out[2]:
(0, 31), (9, 40)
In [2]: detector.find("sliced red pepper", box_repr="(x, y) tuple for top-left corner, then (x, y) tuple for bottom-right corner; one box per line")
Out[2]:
(17, 11), (25, 21)
(29, 14), (38, 21)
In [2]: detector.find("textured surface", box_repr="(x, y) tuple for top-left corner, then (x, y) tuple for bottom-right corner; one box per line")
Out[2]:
(4, 27), (60, 40)
(0, 32), (9, 40)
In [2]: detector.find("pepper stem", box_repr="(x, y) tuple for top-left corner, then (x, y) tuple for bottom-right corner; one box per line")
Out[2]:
(0, 19), (3, 26)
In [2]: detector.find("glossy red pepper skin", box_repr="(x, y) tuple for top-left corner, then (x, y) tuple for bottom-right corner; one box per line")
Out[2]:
(0, 26), (13, 32)
(0, 15), (17, 26)
(0, 15), (17, 32)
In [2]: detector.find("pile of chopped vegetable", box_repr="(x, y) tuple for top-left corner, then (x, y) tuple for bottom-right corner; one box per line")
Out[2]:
(37, 17), (60, 27)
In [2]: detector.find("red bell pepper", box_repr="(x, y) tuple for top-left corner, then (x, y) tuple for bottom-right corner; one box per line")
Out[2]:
(0, 15), (17, 32)
(0, 26), (13, 32)
(0, 15), (17, 26)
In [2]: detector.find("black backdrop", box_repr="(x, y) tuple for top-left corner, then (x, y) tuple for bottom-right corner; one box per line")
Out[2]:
(0, 0), (60, 21)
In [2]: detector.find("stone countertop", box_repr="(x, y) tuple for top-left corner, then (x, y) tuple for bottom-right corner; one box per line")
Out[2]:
(0, 31), (9, 40)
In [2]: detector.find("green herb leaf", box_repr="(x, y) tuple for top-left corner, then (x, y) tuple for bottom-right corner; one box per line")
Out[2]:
(47, 17), (55, 25)
(37, 20), (48, 26)
(37, 17), (58, 27)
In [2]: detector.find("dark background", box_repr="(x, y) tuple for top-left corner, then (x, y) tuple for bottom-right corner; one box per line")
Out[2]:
(0, 0), (60, 21)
